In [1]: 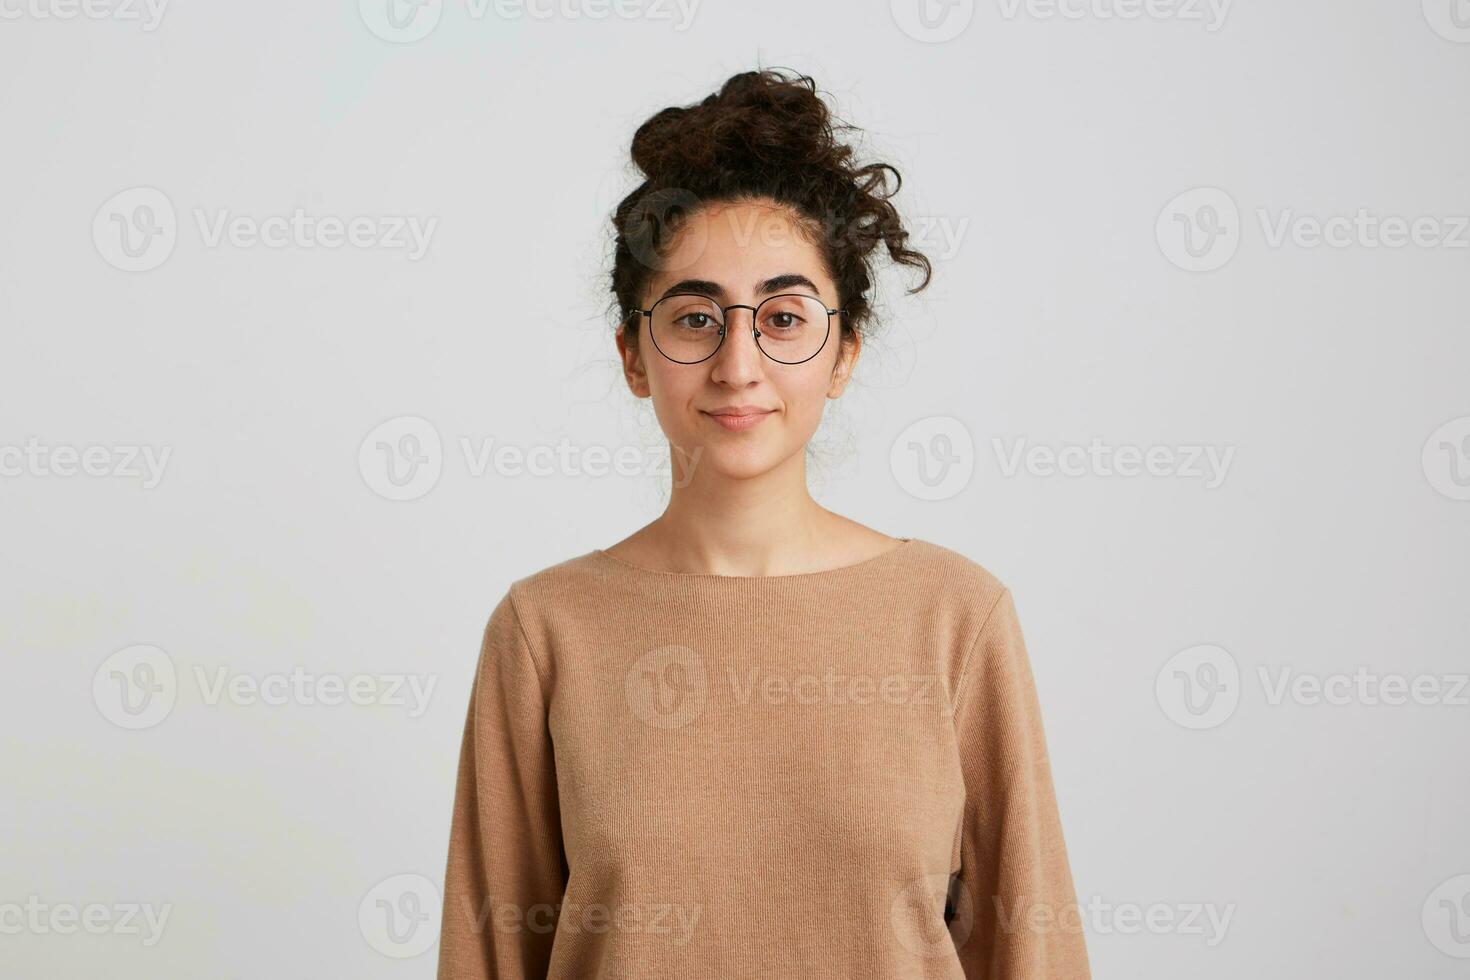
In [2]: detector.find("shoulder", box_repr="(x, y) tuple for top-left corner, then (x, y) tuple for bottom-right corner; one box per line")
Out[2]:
(894, 538), (1020, 664)
(889, 539), (1028, 709)
(472, 550), (612, 681)
(902, 537), (1011, 609)
(502, 548), (616, 606)
(485, 549), (624, 645)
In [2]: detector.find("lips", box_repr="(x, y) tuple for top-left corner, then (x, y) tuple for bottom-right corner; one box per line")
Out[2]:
(704, 406), (775, 417)
(701, 407), (775, 432)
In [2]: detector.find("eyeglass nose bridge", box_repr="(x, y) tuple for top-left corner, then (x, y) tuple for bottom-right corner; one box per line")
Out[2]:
(716, 303), (763, 342)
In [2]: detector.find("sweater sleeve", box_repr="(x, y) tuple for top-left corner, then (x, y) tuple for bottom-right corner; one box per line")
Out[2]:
(949, 587), (1091, 979)
(438, 590), (567, 980)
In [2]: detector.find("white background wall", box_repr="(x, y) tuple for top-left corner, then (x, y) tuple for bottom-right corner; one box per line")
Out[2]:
(3, 1), (1468, 977)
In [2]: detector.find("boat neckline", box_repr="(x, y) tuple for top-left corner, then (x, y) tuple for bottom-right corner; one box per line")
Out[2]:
(590, 537), (918, 581)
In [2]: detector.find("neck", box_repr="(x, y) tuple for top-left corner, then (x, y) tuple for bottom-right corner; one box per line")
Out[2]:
(645, 445), (836, 576)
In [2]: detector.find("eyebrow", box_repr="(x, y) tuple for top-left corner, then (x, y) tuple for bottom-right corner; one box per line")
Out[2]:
(655, 273), (822, 304)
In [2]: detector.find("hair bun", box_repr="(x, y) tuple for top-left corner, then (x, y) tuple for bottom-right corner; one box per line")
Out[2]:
(630, 71), (844, 179)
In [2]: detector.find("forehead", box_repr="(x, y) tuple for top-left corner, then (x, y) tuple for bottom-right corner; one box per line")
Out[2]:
(646, 200), (834, 300)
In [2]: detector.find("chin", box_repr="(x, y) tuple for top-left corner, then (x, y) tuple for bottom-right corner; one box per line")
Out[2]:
(698, 444), (785, 481)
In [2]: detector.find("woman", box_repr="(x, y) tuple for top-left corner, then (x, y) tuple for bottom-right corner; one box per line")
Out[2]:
(437, 68), (1090, 979)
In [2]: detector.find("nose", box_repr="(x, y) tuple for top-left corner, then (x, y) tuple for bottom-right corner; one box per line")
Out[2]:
(709, 305), (765, 382)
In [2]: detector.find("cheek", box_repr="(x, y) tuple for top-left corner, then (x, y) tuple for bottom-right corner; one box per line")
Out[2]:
(774, 372), (833, 429)
(644, 361), (699, 425)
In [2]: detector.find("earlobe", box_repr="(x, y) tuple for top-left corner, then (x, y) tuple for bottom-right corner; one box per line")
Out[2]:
(625, 361), (650, 398)
(616, 324), (651, 397)
(826, 336), (859, 397)
(826, 365), (851, 398)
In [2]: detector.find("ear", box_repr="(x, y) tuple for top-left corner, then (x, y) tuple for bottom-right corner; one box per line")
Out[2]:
(826, 328), (861, 399)
(617, 320), (652, 398)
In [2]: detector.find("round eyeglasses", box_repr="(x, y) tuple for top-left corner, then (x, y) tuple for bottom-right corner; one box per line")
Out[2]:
(638, 293), (846, 365)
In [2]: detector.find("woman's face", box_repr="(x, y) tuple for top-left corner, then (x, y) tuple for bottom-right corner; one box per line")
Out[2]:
(619, 199), (860, 483)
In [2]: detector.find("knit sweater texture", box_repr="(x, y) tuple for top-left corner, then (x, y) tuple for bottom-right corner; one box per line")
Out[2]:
(436, 537), (1091, 979)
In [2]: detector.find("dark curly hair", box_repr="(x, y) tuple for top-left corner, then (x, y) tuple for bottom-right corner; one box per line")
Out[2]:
(610, 68), (933, 354)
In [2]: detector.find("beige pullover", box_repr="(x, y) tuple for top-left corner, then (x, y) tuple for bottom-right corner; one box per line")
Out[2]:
(437, 537), (1091, 979)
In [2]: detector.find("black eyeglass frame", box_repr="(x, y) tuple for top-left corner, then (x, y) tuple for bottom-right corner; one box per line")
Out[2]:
(636, 292), (848, 366)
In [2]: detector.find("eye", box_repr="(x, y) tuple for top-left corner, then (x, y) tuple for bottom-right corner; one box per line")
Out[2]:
(759, 301), (812, 332)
